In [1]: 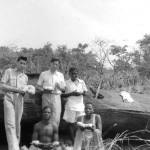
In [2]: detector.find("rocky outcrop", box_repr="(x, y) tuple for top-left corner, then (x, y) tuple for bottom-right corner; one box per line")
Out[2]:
(0, 74), (150, 138)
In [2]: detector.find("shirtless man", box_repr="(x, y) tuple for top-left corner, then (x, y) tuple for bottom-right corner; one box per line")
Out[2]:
(29, 106), (59, 150)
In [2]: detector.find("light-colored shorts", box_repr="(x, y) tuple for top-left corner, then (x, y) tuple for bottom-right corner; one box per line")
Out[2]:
(63, 109), (85, 123)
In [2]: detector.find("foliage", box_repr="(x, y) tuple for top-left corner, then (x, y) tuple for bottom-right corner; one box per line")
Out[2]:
(0, 46), (18, 69)
(1, 34), (150, 92)
(136, 34), (150, 79)
(110, 45), (133, 72)
(92, 38), (113, 75)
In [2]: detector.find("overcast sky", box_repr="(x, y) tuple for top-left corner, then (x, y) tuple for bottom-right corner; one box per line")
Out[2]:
(0, 0), (150, 49)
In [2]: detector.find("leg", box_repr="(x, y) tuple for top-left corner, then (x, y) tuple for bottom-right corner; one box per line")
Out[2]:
(68, 123), (75, 145)
(4, 100), (20, 150)
(42, 94), (61, 126)
(15, 95), (24, 144)
(91, 129), (104, 150)
(73, 111), (85, 137)
(28, 145), (40, 150)
(53, 95), (61, 126)
(73, 129), (84, 150)
(63, 109), (77, 145)
(42, 94), (58, 125)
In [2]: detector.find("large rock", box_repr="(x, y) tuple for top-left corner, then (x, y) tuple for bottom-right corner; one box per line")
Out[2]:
(1, 73), (150, 141)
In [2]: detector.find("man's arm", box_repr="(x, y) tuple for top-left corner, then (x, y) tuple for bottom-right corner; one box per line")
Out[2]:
(1, 69), (25, 95)
(1, 83), (25, 95)
(76, 116), (85, 131)
(32, 123), (39, 141)
(36, 73), (44, 92)
(80, 91), (86, 96)
(96, 115), (102, 134)
(61, 90), (86, 98)
(53, 124), (59, 142)
(55, 83), (65, 92)
(55, 73), (66, 92)
(36, 84), (44, 92)
(61, 91), (75, 98)
(81, 80), (88, 96)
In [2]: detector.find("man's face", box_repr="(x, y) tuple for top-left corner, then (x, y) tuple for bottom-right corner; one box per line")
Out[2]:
(42, 107), (52, 120)
(85, 104), (94, 116)
(17, 59), (27, 71)
(70, 70), (78, 81)
(50, 61), (59, 72)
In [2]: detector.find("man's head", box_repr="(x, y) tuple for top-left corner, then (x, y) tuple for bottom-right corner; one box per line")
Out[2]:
(84, 102), (94, 116)
(17, 56), (27, 72)
(42, 106), (52, 120)
(69, 67), (78, 81)
(50, 58), (60, 72)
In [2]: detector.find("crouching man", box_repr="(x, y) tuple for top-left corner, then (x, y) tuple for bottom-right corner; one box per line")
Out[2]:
(73, 102), (104, 150)
(27, 106), (61, 150)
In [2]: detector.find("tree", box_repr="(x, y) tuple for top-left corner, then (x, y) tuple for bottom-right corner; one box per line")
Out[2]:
(136, 34), (150, 79)
(0, 46), (17, 69)
(32, 42), (54, 73)
(55, 45), (72, 76)
(110, 45), (133, 72)
(92, 38), (113, 76)
(71, 43), (89, 76)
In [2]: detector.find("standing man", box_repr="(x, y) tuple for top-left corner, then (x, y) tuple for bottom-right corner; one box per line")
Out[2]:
(1, 56), (28, 150)
(62, 67), (88, 145)
(37, 58), (65, 126)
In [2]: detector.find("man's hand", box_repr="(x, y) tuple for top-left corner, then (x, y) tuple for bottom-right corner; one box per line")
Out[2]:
(15, 88), (25, 96)
(55, 83), (65, 92)
(36, 85), (44, 93)
(61, 91), (82, 98)
(79, 126), (85, 131)
(55, 83), (61, 89)
(86, 126), (94, 131)
(52, 141), (59, 146)
(43, 89), (53, 93)
(70, 91), (82, 96)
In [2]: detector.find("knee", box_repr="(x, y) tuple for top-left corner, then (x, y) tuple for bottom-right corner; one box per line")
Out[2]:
(28, 145), (37, 150)
(5, 121), (15, 130)
(94, 129), (101, 134)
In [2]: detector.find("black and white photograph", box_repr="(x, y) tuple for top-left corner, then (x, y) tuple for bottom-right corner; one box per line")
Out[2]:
(0, 0), (150, 150)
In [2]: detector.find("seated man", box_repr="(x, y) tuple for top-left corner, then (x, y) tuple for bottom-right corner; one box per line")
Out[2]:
(29, 106), (60, 150)
(73, 102), (104, 150)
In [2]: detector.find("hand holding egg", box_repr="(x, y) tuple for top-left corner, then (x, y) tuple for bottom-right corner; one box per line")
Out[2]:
(43, 86), (54, 93)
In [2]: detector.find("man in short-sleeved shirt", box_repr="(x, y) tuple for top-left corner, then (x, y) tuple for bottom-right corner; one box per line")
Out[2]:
(1, 56), (28, 150)
(62, 67), (88, 145)
(37, 58), (65, 127)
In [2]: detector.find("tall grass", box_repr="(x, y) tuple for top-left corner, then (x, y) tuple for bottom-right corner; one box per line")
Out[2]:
(104, 120), (150, 150)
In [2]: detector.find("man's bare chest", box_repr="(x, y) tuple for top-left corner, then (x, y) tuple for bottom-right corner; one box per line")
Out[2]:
(39, 124), (53, 136)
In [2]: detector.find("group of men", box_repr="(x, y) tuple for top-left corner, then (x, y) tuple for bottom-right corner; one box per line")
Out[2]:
(1, 56), (104, 150)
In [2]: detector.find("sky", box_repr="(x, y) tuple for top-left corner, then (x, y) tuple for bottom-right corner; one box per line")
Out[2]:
(0, 0), (150, 49)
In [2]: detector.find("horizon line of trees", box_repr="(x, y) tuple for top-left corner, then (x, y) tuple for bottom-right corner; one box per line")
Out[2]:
(1, 34), (150, 90)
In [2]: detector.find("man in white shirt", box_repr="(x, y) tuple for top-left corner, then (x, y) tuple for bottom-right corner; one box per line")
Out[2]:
(37, 58), (65, 127)
(1, 56), (28, 150)
(62, 67), (87, 145)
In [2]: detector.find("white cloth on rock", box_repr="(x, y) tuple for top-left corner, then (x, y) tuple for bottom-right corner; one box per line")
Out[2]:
(120, 91), (134, 103)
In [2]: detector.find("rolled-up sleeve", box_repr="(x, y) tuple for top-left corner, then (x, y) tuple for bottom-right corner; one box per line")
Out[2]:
(1, 69), (10, 84)
(82, 81), (88, 92)
(61, 74), (66, 87)
(25, 75), (28, 85)
(37, 73), (44, 86)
